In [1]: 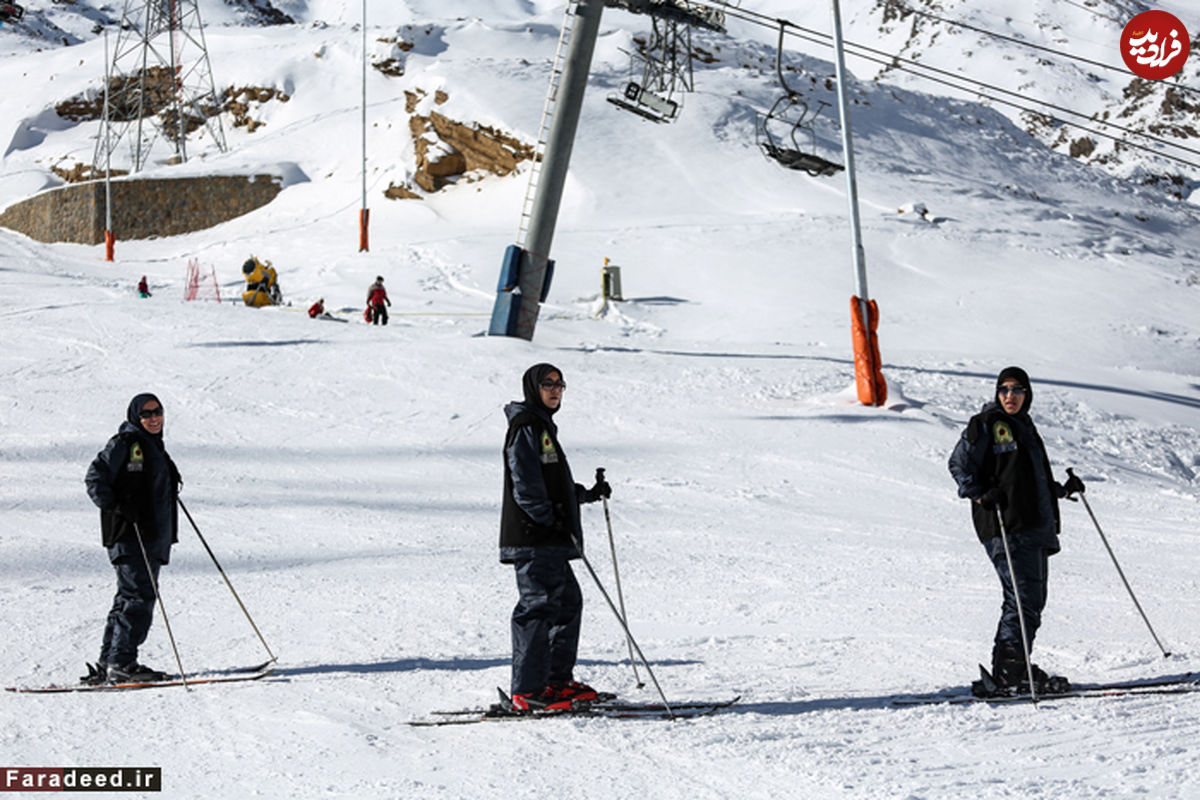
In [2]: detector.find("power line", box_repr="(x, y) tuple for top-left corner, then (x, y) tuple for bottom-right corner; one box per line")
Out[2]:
(701, 1), (1200, 172)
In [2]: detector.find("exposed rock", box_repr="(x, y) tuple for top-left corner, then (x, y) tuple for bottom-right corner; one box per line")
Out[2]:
(1069, 137), (1095, 158)
(384, 182), (422, 200)
(224, 85), (290, 133)
(393, 93), (536, 198)
(372, 37), (413, 77)
(50, 163), (128, 184)
(222, 0), (293, 26)
(56, 77), (287, 136)
(55, 66), (177, 122)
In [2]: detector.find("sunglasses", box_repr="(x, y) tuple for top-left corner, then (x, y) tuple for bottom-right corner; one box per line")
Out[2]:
(998, 386), (1026, 397)
(539, 381), (567, 391)
(138, 407), (164, 419)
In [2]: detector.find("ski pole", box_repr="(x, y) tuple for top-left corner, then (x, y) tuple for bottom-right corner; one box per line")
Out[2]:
(995, 509), (1039, 705)
(1067, 468), (1170, 658)
(178, 498), (278, 664)
(597, 468), (642, 689)
(133, 522), (188, 688)
(568, 530), (674, 719)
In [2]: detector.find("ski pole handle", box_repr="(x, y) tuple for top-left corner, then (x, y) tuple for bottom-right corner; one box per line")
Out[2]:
(1064, 467), (1082, 503)
(595, 467), (605, 482)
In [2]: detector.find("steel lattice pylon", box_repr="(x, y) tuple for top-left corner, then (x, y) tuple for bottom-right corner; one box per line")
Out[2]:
(93, 0), (227, 175)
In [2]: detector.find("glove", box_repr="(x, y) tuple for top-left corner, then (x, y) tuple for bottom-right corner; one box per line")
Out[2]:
(590, 478), (612, 500)
(1063, 473), (1085, 497)
(979, 488), (1007, 511)
(114, 502), (138, 522)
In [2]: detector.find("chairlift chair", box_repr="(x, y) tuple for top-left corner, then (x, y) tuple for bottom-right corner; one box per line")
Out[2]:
(606, 19), (687, 124)
(756, 22), (843, 178)
(0, 1), (26, 22)
(757, 95), (843, 177)
(607, 74), (680, 123)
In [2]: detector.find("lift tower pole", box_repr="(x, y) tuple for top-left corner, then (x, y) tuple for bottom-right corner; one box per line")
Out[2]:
(489, 0), (605, 340)
(830, 0), (886, 406)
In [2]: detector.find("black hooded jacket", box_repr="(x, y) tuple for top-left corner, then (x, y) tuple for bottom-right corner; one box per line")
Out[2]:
(86, 394), (181, 564)
(499, 364), (598, 562)
(948, 368), (1062, 552)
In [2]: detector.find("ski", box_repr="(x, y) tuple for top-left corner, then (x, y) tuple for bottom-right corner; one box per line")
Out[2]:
(411, 694), (740, 726)
(893, 672), (1198, 707)
(6, 662), (276, 694)
(429, 695), (738, 717)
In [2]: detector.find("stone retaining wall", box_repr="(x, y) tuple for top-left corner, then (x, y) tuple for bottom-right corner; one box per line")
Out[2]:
(0, 174), (282, 244)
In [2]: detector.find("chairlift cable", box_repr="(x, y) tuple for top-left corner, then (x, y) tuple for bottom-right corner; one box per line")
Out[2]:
(706, 2), (1200, 171)
(1051, 0), (1133, 27)
(836, 27), (1200, 163)
(892, 2), (1200, 101)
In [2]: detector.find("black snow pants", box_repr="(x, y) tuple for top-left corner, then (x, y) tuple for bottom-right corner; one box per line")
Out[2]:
(510, 547), (582, 695)
(984, 535), (1049, 667)
(100, 557), (161, 667)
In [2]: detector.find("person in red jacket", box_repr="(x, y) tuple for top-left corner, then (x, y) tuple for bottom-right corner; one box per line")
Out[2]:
(308, 298), (325, 318)
(137, 276), (152, 298)
(366, 276), (390, 326)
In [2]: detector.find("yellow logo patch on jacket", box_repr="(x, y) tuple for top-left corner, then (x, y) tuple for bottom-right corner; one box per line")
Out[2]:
(992, 421), (1017, 453)
(539, 430), (559, 464)
(127, 442), (145, 471)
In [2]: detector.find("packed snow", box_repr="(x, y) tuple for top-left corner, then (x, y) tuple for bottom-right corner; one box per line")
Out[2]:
(1, 1), (1199, 797)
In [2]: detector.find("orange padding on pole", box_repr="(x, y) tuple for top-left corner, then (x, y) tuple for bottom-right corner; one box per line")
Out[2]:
(359, 208), (370, 252)
(104, 230), (115, 262)
(850, 295), (887, 407)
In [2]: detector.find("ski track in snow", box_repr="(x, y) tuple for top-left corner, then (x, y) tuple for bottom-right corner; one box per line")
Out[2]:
(2, 1), (1200, 798)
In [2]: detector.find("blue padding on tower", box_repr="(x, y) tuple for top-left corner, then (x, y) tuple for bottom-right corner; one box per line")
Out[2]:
(488, 291), (522, 336)
(539, 259), (555, 302)
(497, 245), (522, 292)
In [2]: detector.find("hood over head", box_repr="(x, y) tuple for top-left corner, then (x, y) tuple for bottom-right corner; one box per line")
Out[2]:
(995, 366), (1032, 415)
(522, 362), (563, 415)
(125, 392), (164, 445)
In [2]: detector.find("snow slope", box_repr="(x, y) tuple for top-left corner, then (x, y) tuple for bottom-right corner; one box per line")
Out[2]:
(1, 2), (1199, 798)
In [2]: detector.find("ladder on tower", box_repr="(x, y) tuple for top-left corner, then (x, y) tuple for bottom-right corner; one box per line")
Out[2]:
(516, 0), (581, 249)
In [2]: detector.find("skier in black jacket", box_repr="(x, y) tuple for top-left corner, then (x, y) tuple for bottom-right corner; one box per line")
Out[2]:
(500, 363), (610, 712)
(949, 367), (1084, 695)
(84, 393), (181, 684)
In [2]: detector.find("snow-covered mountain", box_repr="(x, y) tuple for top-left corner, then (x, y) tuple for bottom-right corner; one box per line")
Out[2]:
(5, 0), (1198, 192)
(1, 2), (1199, 798)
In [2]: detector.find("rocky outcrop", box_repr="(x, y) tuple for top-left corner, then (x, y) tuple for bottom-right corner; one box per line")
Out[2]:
(225, 86), (290, 133)
(397, 89), (536, 197)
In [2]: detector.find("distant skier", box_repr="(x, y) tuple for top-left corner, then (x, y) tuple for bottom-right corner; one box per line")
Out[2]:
(500, 363), (611, 712)
(366, 276), (390, 325)
(308, 298), (325, 318)
(84, 393), (182, 684)
(137, 276), (152, 298)
(948, 367), (1084, 696)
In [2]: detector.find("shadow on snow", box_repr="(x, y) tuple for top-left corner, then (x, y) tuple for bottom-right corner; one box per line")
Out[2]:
(272, 655), (702, 678)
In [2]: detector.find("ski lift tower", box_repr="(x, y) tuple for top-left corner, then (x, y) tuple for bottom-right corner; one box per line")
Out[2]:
(489, 0), (724, 340)
(93, 0), (227, 175)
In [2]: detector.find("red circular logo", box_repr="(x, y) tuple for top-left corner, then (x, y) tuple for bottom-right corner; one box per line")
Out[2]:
(1121, 10), (1190, 80)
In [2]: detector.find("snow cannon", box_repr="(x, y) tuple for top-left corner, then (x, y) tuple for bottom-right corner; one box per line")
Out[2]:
(241, 257), (282, 307)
